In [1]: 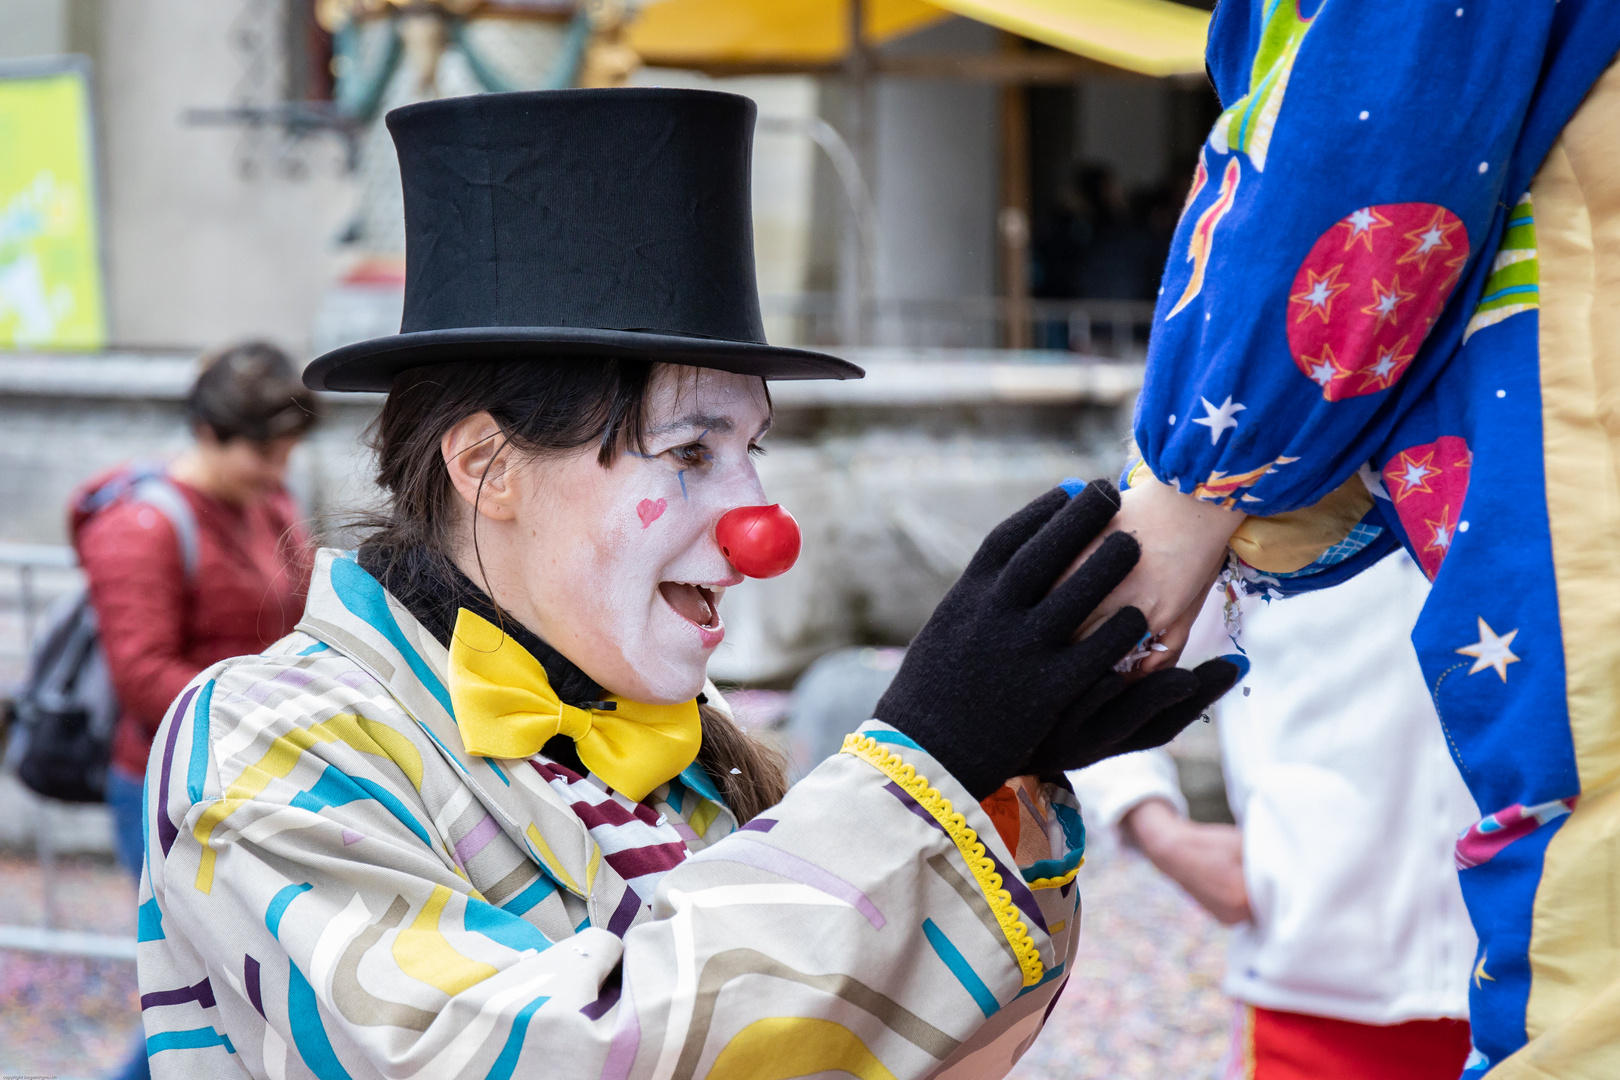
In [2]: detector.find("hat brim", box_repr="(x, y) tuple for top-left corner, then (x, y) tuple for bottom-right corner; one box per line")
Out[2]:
(304, 326), (863, 392)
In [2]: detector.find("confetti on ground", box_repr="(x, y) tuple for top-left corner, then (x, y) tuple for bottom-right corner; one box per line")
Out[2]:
(0, 837), (1230, 1078)
(0, 853), (142, 1077)
(1009, 843), (1233, 1080)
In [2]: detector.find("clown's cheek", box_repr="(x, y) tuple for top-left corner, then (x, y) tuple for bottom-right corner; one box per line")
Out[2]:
(634, 497), (667, 528)
(683, 458), (766, 511)
(623, 623), (707, 702)
(624, 495), (717, 565)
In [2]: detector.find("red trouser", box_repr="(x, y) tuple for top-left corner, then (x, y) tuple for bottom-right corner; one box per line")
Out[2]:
(1225, 1005), (1472, 1080)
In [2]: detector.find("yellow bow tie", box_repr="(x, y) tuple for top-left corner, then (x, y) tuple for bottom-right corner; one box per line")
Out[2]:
(446, 609), (702, 802)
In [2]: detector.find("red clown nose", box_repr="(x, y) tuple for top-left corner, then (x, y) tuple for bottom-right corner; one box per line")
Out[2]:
(715, 504), (802, 578)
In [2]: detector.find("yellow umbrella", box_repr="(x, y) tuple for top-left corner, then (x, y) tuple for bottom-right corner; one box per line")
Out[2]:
(627, 0), (1210, 79)
(927, 0), (1209, 77)
(628, 0), (949, 68)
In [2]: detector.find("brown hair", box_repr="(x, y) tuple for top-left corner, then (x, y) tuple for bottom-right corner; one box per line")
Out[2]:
(188, 341), (319, 443)
(361, 359), (788, 822)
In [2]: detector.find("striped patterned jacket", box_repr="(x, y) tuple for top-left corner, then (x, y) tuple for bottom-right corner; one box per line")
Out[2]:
(138, 549), (1087, 1078)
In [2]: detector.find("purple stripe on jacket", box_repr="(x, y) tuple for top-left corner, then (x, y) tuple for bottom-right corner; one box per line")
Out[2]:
(453, 813), (502, 864)
(156, 684), (199, 856)
(141, 976), (216, 1011)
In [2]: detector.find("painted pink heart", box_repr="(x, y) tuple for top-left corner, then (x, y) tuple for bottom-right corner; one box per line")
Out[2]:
(637, 498), (666, 528)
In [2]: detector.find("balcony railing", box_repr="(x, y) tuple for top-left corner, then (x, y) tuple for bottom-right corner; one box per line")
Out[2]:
(760, 294), (1158, 356)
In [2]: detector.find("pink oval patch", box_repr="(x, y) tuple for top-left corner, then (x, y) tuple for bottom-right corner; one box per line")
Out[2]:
(636, 498), (666, 528)
(1287, 203), (1468, 401)
(1381, 434), (1471, 580)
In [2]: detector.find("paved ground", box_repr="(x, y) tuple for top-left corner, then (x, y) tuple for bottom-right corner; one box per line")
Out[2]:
(0, 842), (1229, 1079)
(0, 854), (142, 1079)
(1009, 843), (1232, 1079)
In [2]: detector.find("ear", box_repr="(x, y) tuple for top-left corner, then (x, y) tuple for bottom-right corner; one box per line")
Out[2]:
(441, 412), (519, 521)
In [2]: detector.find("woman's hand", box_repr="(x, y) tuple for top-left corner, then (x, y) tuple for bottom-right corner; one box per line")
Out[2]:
(1124, 798), (1252, 926)
(1074, 475), (1246, 671)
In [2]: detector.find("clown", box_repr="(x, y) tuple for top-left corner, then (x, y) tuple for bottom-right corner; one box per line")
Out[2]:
(1080, 3), (1620, 1076)
(134, 89), (1236, 1078)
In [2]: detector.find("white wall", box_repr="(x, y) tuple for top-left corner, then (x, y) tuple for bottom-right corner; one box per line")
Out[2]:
(0, 0), (355, 352)
(871, 18), (998, 345)
(0, 0), (67, 58)
(92, 0), (355, 353)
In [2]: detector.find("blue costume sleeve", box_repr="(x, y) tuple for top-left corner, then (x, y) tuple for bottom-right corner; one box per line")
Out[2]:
(1136, 0), (1564, 515)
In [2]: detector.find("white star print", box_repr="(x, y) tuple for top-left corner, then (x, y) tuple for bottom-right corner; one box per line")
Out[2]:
(1431, 519), (1454, 549)
(1308, 359), (1337, 386)
(1357, 463), (1390, 500)
(1301, 280), (1336, 307)
(1416, 226), (1447, 254)
(1399, 461), (1434, 490)
(1456, 617), (1521, 681)
(1346, 208), (1379, 234)
(1191, 395), (1246, 445)
(1369, 352), (1399, 380)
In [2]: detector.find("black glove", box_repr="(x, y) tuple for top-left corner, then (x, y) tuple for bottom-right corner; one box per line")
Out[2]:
(875, 481), (1149, 799)
(1021, 657), (1241, 777)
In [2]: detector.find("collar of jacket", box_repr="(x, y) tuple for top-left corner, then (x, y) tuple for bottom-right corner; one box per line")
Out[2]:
(357, 540), (598, 775)
(356, 540), (605, 707)
(294, 548), (735, 910)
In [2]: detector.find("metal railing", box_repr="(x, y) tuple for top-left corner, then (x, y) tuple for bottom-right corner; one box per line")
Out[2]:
(0, 541), (76, 651)
(0, 541), (138, 960)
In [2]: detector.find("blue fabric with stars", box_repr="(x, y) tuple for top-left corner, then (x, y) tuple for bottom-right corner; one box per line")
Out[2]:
(1139, 0), (1618, 516)
(1130, 2), (1620, 1074)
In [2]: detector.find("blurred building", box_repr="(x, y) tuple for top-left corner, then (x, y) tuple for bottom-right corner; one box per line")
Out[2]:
(0, 0), (354, 352)
(0, 0), (1216, 356)
(0, 0), (1215, 683)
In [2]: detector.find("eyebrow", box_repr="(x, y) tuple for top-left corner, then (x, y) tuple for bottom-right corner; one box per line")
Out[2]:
(648, 413), (773, 439)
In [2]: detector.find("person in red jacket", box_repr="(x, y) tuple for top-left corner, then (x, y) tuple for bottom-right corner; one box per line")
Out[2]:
(71, 341), (317, 1080)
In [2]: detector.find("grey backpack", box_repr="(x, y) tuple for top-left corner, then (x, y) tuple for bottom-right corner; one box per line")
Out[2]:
(5, 467), (198, 803)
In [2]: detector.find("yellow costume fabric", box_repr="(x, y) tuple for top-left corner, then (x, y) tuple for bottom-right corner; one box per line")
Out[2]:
(1495, 59), (1620, 1080)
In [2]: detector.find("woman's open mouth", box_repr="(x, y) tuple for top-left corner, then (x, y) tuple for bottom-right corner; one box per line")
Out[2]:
(659, 581), (725, 647)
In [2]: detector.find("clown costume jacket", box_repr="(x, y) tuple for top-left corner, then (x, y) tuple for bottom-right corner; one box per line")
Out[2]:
(1131, 1), (1620, 1075)
(134, 549), (1086, 1079)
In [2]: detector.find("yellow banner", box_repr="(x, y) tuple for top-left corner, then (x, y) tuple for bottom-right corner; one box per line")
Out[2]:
(0, 64), (107, 349)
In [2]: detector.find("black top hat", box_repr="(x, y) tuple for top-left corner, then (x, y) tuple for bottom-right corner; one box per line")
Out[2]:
(305, 88), (862, 392)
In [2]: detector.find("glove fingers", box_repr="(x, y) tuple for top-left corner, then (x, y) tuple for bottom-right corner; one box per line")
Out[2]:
(1075, 667), (1205, 767)
(1026, 667), (1200, 775)
(1056, 605), (1149, 683)
(963, 488), (1070, 579)
(1105, 695), (1206, 760)
(1094, 668), (1201, 729)
(1107, 659), (1241, 759)
(1070, 668), (1200, 765)
(1004, 609), (1144, 779)
(1068, 671), (1131, 718)
(1018, 672), (1129, 774)
(1029, 531), (1141, 642)
(999, 480), (1122, 606)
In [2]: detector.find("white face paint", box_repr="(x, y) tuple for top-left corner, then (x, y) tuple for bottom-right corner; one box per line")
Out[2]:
(502, 366), (771, 704)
